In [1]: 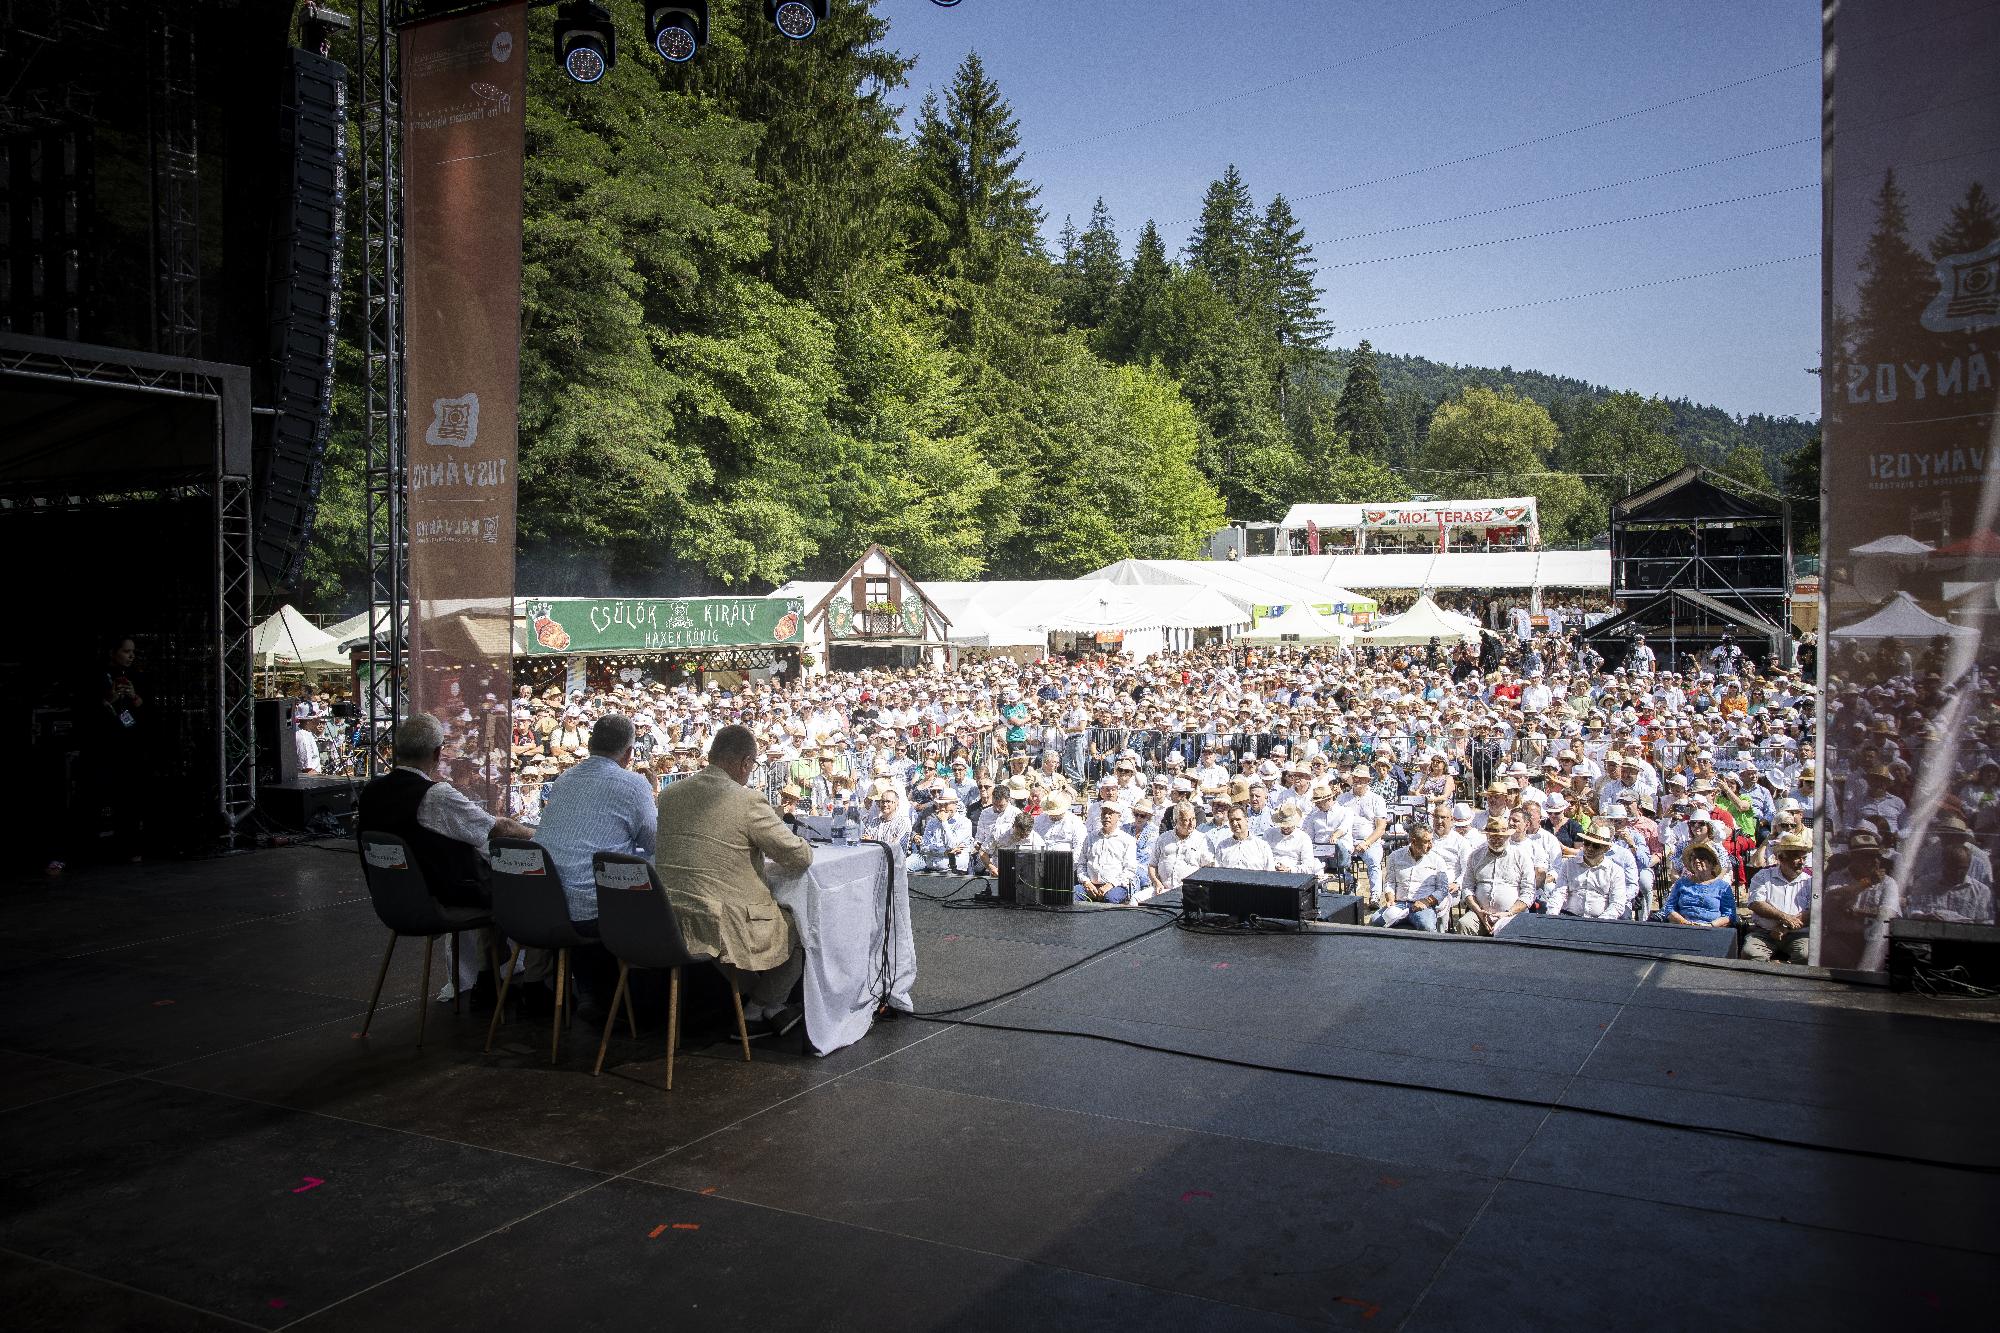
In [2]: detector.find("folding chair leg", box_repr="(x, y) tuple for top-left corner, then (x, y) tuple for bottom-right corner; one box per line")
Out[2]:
(593, 962), (629, 1077)
(450, 932), (463, 1015)
(550, 949), (567, 1065)
(666, 966), (681, 1092)
(726, 975), (753, 1064)
(417, 936), (434, 1051)
(485, 944), (521, 1053)
(360, 930), (398, 1037)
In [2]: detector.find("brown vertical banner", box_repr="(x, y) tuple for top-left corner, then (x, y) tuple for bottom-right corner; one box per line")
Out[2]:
(1821, 1), (2000, 967)
(401, 2), (524, 816)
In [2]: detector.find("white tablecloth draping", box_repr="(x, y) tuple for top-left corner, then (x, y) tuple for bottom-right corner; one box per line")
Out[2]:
(766, 840), (915, 1055)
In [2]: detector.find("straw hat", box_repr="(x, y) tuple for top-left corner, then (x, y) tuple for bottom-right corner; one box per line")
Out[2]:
(1578, 825), (1613, 847)
(1773, 829), (1813, 854)
(1042, 791), (1071, 816)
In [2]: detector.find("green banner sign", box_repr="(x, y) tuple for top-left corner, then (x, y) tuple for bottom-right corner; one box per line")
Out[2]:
(523, 597), (804, 655)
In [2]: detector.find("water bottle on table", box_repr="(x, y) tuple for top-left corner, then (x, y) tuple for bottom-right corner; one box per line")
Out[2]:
(830, 798), (848, 845)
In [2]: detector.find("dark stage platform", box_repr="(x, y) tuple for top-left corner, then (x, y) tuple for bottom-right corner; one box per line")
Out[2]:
(2, 848), (1998, 1330)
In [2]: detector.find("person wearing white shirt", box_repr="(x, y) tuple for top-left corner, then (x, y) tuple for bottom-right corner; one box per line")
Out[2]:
(1076, 802), (1140, 903)
(1548, 827), (1631, 919)
(1743, 830), (1813, 962)
(294, 714), (323, 776)
(1370, 824), (1453, 931)
(1149, 801), (1214, 897)
(1454, 824), (1536, 936)
(1212, 807), (1276, 871)
(1034, 791), (1088, 855)
(914, 792), (975, 873)
(1305, 782), (1354, 878)
(974, 783), (1020, 875)
(1263, 803), (1317, 874)
(861, 784), (913, 855)
(1338, 768), (1390, 897)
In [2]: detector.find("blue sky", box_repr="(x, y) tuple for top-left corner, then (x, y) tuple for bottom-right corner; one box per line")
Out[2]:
(884, 0), (1822, 420)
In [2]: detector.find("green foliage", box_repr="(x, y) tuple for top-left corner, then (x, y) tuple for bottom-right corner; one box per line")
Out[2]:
(1420, 387), (1593, 544)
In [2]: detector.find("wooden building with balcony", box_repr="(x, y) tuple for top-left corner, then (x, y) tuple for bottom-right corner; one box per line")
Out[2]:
(771, 544), (952, 674)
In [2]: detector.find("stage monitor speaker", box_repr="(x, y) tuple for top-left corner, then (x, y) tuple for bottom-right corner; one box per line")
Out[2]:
(1181, 867), (1318, 924)
(997, 847), (1044, 906)
(1888, 920), (2000, 993)
(1037, 849), (1075, 907)
(255, 697), (299, 788)
(254, 46), (348, 589)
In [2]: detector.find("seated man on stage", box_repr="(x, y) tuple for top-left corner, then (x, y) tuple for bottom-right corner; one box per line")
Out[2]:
(1076, 800), (1140, 903)
(654, 724), (814, 1038)
(530, 714), (658, 1016)
(358, 713), (537, 910)
(913, 790), (975, 874)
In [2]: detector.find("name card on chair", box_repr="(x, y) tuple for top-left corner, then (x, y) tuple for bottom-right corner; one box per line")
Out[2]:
(493, 847), (547, 876)
(363, 843), (409, 870)
(595, 861), (652, 891)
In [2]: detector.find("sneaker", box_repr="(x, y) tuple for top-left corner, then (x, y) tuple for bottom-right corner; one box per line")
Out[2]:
(765, 1004), (804, 1038)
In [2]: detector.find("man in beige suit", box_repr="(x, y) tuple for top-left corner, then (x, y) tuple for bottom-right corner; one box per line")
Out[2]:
(656, 724), (814, 1036)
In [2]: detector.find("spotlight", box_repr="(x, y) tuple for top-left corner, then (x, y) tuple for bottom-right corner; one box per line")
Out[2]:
(554, 0), (616, 84)
(765, 0), (827, 41)
(646, 3), (705, 63)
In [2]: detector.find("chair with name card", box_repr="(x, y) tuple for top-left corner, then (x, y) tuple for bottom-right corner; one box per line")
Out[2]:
(484, 838), (634, 1064)
(356, 830), (501, 1051)
(590, 852), (756, 1091)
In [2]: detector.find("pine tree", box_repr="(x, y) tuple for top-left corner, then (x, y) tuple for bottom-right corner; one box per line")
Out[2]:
(905, 52), (1044, 283)
(1253, 194), (1327, 351)
(1852, 169), (1936, 369)
(1930, 180), (1998, 259)
(1067, 197), (1124, 332)
(1103, 219), (1171, 362)
(1334, 340), (1391, 462)
(1187, 165), (1256, 312)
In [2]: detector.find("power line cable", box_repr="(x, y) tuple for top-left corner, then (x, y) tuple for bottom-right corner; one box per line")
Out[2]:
(1045, 0), (1539, 154)
(1321, 136), (1817, 245)
(1322, 182), (1817, 271)
(1339, 251), (1817, 334)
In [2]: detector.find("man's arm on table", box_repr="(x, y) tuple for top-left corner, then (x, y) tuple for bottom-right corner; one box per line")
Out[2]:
(749, 789), (815, 874)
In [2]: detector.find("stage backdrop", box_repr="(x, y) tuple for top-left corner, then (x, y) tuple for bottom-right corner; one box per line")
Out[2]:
(401, 1), (524, 815)
(1821, 1), (2000, 967)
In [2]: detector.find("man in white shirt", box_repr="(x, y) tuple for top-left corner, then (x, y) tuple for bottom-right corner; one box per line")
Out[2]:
(1305, 782), (1354, 880)
(1454, 822), (1536, 936)
(1742, 829), (1813, 962)
(294, 714), (324, 776)
(1211, 807), (1276, 871)
(913, 792), (975, 874)
(1370, 824), (1453, 931)
(1035, 791), (1088, 855)
(1338, 766), (1389, 898)
(1548, 826), (1631, 919)
(1076, 802), (1140, 904)
(1263, 802), (1317, 874)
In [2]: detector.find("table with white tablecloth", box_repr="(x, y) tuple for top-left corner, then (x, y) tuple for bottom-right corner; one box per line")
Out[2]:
(765, 839), (915, 1055)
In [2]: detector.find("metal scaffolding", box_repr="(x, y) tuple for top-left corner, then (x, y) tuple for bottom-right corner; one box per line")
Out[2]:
(148, 8), (202, 359)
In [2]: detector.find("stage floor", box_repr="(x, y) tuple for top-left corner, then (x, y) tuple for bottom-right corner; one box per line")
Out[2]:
(2, 848), (1998, 1330)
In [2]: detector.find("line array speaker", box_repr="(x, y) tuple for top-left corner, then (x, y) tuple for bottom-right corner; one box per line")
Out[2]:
(255, 46), (347, 589)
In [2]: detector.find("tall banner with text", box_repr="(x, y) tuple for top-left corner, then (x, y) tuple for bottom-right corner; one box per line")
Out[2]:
(1821, 1), (2000, 967)
(402, 2), (524, 815)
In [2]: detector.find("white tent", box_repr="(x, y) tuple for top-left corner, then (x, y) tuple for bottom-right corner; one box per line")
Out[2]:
(1239, 603), (1355, 643)
(1088, 557), (1377, 617)
(1830, 591), (1977, 642)
(1024, 582), (1248, 634)
(1848, 534), (1934, 557)
(1359, 595), (1487, 647)
(253, 605), (349, 669)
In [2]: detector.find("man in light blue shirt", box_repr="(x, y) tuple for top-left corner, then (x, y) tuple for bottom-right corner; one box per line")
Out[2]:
(914, 791), (976, 873)
(536, 714), (659, 924)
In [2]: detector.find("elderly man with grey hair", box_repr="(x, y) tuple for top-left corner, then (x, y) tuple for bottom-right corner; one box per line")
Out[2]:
(357, 712), (537, 909)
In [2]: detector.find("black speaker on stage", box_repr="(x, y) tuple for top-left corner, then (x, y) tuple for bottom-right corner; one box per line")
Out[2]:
(255, 697), (298, 787)
(254, 46), (347, 589)
(997, 847), (1042, 906)
(1038, 849), (1075, 907)
(1182, 867), (1318, 924)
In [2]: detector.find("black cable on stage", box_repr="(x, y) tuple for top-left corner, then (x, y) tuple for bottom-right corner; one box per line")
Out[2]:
(907, 1011), (2000, 1179)
(915, 913), (1181, 1018)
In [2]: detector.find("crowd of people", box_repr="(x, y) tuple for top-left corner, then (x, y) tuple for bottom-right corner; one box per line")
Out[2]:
(480, 618), (1995, 961)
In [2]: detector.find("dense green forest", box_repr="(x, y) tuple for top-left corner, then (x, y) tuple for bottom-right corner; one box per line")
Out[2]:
(303, 0), (1825, 606)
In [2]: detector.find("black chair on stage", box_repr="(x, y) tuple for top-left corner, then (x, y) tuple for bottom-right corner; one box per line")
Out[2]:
(357, 830), (501, 1051)
(483, 838), (629, 1063)
(590, 852), (755, 1090)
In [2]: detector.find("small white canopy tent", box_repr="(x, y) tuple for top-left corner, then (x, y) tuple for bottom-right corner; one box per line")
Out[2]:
(1358, 595), (1487, 647)
(1847, 535), (1935, 557)
(1830, 591), (1977, 642)
(1239, 603), (1355, 643)
(253, 605), (348, 669)
(1025, 583), (1248, 634)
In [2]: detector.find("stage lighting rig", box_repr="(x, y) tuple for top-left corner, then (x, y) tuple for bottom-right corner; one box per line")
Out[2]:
(766, 0), (827, 40)
(647, 3), (706, 63)
(555, 0), (616, 83)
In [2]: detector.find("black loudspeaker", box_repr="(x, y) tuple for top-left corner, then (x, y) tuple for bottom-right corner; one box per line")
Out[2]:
(0, 126), (94, 340)
(1038, 849), (1075, 907)
(1181, 867), (1318, 924)
(997, 847), (1041, 906)
(254, 46), (347, 589)
(1888, 920), (2000, 992)
(255, 697), (299, 788)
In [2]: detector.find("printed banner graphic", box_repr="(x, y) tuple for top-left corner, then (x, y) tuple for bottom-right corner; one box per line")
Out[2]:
(524, 598), (806, 656)
(402, 1), (526, 815)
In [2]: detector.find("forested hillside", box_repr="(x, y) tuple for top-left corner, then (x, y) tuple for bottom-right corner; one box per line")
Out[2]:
(303, 0), (1843, 605)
